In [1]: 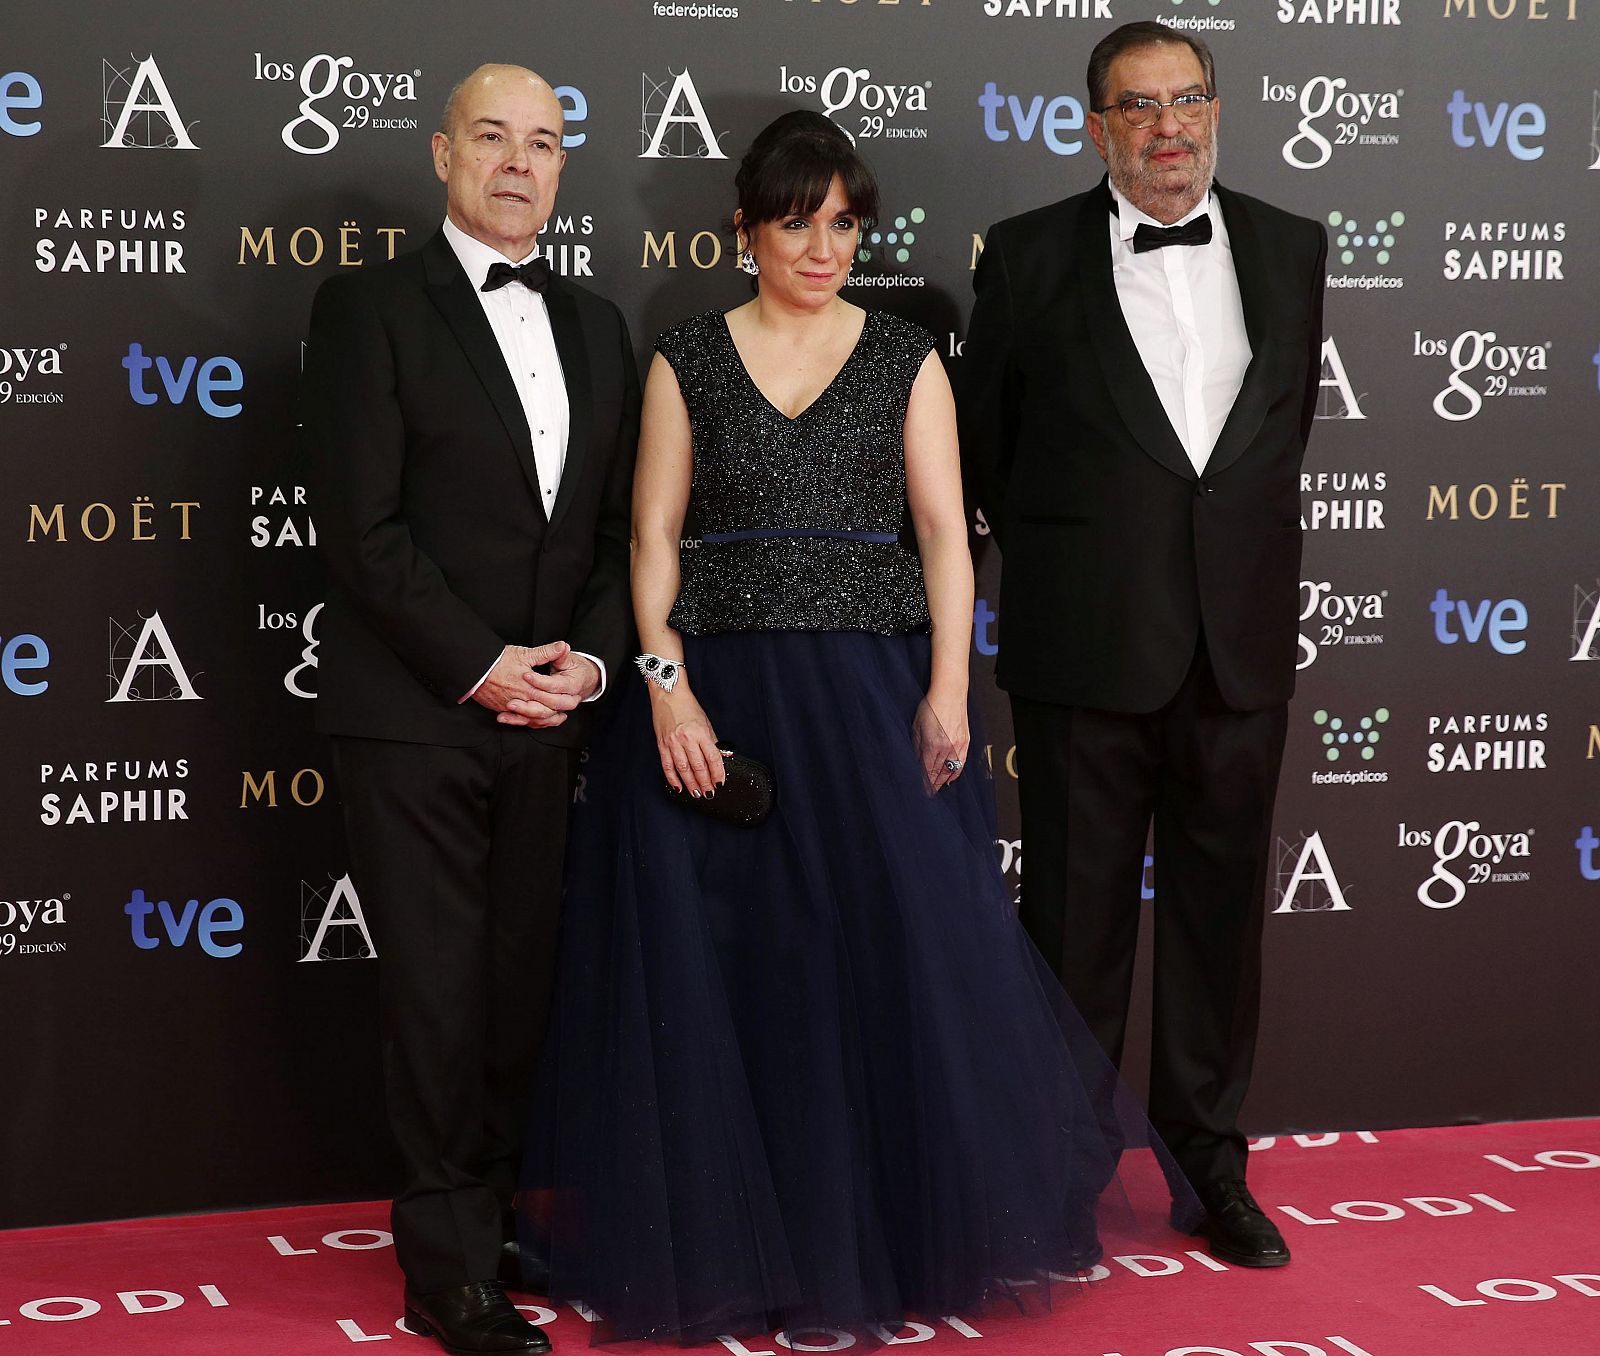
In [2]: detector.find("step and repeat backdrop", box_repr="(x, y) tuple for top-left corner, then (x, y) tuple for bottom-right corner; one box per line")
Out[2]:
(3, 0), (1597, 1230)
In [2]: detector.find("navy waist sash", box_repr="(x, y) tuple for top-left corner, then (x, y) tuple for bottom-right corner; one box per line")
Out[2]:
(700, 528), (899, 545)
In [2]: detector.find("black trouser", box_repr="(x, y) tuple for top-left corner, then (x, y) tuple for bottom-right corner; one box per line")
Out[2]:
(1010, 645), (1288, 1190)
(334, 731), (576, 1292)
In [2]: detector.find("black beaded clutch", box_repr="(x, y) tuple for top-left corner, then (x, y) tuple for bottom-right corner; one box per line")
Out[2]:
(666, 747), (775, 827)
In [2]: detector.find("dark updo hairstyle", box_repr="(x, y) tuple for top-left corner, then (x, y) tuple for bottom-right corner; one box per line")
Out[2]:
(734, 110), (880, 234)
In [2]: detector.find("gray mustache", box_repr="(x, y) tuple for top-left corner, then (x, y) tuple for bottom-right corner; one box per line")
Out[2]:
(1142, 136), (1200, 161)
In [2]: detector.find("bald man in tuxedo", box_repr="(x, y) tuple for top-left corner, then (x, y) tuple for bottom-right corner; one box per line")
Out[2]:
(304, 65), (638, 1354)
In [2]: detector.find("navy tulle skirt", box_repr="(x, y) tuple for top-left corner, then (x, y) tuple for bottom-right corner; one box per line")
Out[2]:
(519, 630), (1198, 1345)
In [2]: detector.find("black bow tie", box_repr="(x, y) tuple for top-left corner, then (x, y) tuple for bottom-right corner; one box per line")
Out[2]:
(1130, 216), (1213, 254)
(481, 258), (553, 293)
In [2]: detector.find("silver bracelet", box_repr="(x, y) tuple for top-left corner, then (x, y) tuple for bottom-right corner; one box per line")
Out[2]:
(635, 653), (685, 693)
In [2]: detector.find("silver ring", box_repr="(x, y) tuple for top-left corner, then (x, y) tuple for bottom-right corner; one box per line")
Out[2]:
(944, 758), (963, 773)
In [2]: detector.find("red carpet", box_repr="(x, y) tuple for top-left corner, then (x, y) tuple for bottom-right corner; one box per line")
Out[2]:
(3, 1119), (1597, 1355)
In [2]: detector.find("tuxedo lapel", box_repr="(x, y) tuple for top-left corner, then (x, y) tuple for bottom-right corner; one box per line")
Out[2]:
(543, 277), (592, 532)
(1077, 181), (1196, 484)
(1201, 185), (1273, 480)
(421, 232), (546, 509)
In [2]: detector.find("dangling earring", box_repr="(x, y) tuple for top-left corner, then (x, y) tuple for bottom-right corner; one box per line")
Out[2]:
(739, 248), (760, 276)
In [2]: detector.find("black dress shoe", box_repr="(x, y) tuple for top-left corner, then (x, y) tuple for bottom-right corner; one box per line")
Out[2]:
(498, 1240), (552, 1296)
(1190, 1180), (1291, 1268)
(402, 1280), (552, 1355)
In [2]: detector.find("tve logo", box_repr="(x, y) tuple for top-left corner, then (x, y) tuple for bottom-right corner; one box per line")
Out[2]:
(555, 85), (587, 148)
(1578, 826), (1600, 881)
(1431, 588), (1527, 653)
(125, 888), (243, 957)
(123, 343), (243, 419)
(2, 70), (43, 136)
(2, 631), (49, 695)
(1447, 89), (1544, 160)
(979, 82), (1085, 155)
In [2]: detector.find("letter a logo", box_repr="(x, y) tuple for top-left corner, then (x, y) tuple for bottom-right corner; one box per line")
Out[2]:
(640, 70), (725, 160)
(1272, 831), (1353, 913)
(1570, 583), (1600, 662)
(107, 611), (203, 702)
(299, 874), (377, 962)
(1316, 337), (1366, 421)
(101, 55), (197, 150)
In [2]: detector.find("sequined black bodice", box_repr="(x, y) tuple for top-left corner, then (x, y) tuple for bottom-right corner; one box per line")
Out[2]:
(657, 309), (935, 636)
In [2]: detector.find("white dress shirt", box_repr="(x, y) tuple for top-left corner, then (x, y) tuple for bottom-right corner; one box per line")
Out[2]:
(1107, 182), (1251, 475)
(443, 216), (571, 510)
(442, 217), (605, 702)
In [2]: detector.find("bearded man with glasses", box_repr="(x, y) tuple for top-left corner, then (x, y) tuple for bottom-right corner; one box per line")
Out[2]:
(959, 21), (1326, 1269)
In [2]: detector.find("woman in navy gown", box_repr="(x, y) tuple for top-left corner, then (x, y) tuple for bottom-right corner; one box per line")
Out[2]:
(519, 110), (1195, 1346)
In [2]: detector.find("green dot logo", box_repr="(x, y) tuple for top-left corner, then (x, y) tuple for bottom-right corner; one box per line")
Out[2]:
(860, 206), (926, 267)
(1314, 706), (1391, 762)
(1327, 208), (1404, 269)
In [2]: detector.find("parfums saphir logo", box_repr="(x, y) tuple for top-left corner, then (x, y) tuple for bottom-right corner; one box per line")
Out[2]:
(33, 206), (188, 276)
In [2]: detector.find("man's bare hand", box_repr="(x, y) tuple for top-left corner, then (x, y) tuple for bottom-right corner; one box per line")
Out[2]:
(472, 642), (578, 728)
(497, 642), (602, 728)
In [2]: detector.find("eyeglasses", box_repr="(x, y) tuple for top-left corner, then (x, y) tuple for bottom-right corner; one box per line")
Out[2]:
(1095, 93), (1216, 130)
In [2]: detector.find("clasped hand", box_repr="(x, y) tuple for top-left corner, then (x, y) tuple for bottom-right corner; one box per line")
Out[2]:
(473, 641), (599, 728)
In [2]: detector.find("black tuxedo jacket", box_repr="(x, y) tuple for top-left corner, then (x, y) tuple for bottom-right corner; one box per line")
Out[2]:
(303, 229), (640, 748)
(959, 179), (1326, 714)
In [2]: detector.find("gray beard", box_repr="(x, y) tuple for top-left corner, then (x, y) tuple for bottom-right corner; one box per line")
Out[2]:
(1107, 133), (1217, 224)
